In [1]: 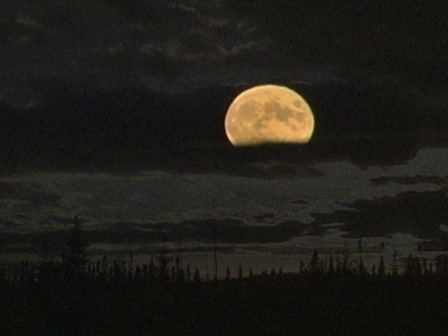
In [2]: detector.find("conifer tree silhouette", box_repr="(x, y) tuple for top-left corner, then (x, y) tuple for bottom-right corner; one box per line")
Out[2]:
(405, 254), (422, 276)
(63, 216), (88, 279)
(38, 235), (55, 282)
(378, 256), (386, 277)
(226, 266), (231, 280)
(158, 255), (170, 284)
(310, 249), (320, 274)
(186, 264), (192, 282)
(328, 255), (335, 275)
(391, 250), (398, 276)
(193, 267), (201, 283)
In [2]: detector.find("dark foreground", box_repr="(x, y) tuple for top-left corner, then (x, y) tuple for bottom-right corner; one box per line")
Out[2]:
(1, 273), (447, 336)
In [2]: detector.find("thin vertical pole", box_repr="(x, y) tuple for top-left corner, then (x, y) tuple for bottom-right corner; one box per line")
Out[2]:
(214, 224), (218, 281)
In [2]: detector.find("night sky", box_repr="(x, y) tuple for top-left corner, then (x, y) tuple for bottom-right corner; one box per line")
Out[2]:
(1, 0), (448, 274)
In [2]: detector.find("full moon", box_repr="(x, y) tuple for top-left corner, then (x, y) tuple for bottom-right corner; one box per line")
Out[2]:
(224, 84), (315, 146)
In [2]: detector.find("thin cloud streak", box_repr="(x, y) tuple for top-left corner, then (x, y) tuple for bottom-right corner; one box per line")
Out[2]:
(0, 148), (446, 235)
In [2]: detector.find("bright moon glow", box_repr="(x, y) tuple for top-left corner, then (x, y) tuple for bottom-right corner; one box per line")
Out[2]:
(225, 84), (315, 146)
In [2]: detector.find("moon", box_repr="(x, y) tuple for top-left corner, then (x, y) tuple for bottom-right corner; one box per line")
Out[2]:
(224, 84), (315, 146)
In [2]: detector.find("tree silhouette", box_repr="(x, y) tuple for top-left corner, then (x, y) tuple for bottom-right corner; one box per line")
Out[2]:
(434, 254), (448, 274)
(378, 256), (386, 277)
(193, 267), (201, 283)
(405, 254), (422, 276)
(38, 235), (56, 282)
(310, 249), (321, 274)
(5, 239), (448, 335)
(358, 257), (365, 274)
(186, 264), (192, 282)
(391, 250), (398, 276)
(63, 216), (88, 279)
(226, 266), (231, 280)
(158, 255), (171, 284)
(328, 255), (335, 275)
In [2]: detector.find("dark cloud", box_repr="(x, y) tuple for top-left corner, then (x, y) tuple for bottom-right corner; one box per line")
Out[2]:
(0, 0), (267, 108)
(2, 1), (445, 108)
(231, 1), (448, 70)
(2, 77), (447, 175)
(0, 181), (61, 208)
(0, 1), (447, 175)
(0, 217), (312, 256)
(312, 190), (448, 240)
(1, 1), (448, 266)
(164, 218), (311, 244)
(92, 218), (311, 245)
(370, 176), (448, 186)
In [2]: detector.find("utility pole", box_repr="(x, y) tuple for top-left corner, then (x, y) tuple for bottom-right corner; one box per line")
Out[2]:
(213, 223), (218, 281)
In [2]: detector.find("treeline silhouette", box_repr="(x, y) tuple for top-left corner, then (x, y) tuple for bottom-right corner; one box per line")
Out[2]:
(1, 220), (448, 335)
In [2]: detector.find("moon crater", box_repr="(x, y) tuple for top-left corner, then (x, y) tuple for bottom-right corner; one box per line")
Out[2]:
(224, 85), (315, 146)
